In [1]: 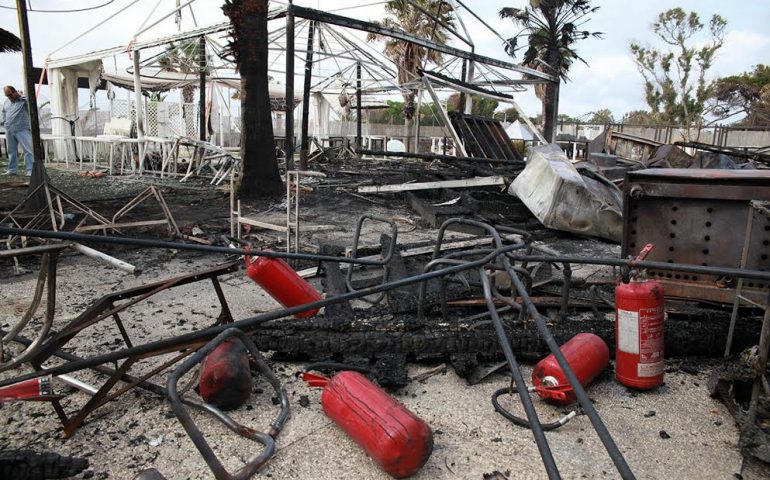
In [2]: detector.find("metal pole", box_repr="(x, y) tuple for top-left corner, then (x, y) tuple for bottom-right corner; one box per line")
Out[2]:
(464, 60), (474, 114)
(414, 87), (422, 151)
(299, 20), (315, 170)
(16, 0), (47, 196)
(217, 83), (224, 146)
(356, 62), (362, 162)
(458, 59), (467, 113)
(198, 35), (206, 142)
(132, 51), (144, 138)
(747, 291), (770, 427)
(285, 3), (295, 171)
(725, 206), (755, 356)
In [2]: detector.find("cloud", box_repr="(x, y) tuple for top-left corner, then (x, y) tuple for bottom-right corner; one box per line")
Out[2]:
(712, 30), (770, 77)
(1, 0), (768, 124)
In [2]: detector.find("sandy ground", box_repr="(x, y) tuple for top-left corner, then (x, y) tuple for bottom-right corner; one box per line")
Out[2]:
(0, 244), (763, 480)
(0, 164), (767, 479)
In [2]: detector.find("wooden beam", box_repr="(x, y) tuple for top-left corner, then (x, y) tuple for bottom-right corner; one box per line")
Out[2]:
(75, 219), (169, 232)
(358, 175), (505, 194)
(237, 217), (335, 233)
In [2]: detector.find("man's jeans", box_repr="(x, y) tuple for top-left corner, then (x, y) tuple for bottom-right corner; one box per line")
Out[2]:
(6, 128), (34, 174)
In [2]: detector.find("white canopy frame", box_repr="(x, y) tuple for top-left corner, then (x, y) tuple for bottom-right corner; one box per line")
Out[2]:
(43, 0), (547, 166)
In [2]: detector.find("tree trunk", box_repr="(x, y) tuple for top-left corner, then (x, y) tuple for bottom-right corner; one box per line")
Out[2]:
(404, 116), (414, 153)
(181, 84), (195, 137)
(403, 90), (416, 152)
(542, 80), (558, 143)
(181, 85), (196, 104)
(230, 0), (283, 199)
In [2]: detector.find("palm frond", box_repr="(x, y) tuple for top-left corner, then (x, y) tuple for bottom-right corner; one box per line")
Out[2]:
(0, 28), (21, 53)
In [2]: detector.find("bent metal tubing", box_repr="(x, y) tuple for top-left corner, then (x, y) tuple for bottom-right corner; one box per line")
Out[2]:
(167, 328), (290, 480)
(0, 227), (394, 267)
(0, 240), (527, 390)
(432, 218), (635, 480)
(496, 256), (636, 480)
(479, 269), (561, 479)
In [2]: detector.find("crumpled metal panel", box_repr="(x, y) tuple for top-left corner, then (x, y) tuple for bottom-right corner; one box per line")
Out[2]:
(510, 144), (623, 242)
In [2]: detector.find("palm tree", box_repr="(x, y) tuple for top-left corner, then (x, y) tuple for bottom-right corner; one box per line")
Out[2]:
(0, 27), (21, 52)
(158, 39), (203, 105)
(158, 39), (208, 137)
(499, 0), (601, 142)
(367, 0), (455, 152)
(222, 0), (283, 198)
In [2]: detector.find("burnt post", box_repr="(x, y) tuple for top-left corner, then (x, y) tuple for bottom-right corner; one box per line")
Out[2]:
(355, 62), (362, 162)
(546, 80), (560, 143)
(285, 4), (295, 171)
(198, 35), (206, 142)
(299, 20), (315, 170)
(457, 59), (466, 113)
(16, 0), (48, 207)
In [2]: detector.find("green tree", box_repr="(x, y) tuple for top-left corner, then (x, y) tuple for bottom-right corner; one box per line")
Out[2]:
(499, 1), (602, 142)
(710, 64), (770, 126)
(223, 0), (283, 198)
(158, 39), (213, 136)
(621, 110), (660, 126)
(556, 113), (579, 123)
(367, 0), (455, 152)
(367, 100), (447, 126)
(446, 93), (499, 117)
(499, 106), (521, 123)
(368, 100), (404, 124)
(158, 39), (207, 104)
(588, 108), (615, 124)
(630, 8), (726, 139)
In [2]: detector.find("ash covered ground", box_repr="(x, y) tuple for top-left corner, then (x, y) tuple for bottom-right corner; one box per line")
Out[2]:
(0, 164), (767, 479)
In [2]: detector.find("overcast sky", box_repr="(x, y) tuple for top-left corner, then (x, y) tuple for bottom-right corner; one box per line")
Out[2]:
(0, 0), (768, 121)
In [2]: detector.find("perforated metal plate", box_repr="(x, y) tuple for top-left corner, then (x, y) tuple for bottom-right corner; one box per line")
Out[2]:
(622, 169), (770, 304)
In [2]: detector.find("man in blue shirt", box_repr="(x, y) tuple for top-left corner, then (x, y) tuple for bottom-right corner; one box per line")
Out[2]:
(2, 85), (34, 176)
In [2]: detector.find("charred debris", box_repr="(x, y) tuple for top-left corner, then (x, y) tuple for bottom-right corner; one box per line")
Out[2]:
(1, 129), (769, 479)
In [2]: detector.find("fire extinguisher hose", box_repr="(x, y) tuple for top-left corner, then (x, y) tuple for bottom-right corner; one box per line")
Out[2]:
(491, 386), (576, 431)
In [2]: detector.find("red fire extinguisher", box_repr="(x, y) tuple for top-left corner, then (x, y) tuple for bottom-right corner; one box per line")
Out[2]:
(532, 333), (610, 405)
(0, 375), (57, 403)
(244, 250), (322, 318)
(615, 244), (665, 390)
(303, 370), (433, 479)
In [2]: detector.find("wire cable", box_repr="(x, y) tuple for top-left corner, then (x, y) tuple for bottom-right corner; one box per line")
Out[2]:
(0, 0), (116, 13)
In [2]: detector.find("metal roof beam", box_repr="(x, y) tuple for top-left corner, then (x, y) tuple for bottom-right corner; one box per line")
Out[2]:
(281, 5), (555, 82)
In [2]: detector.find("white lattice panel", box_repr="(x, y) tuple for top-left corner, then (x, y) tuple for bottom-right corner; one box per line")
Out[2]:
(183, 103), (199, 137)
(145, 102), (159, 136)
(108, 100), (203, 139)
(167, 103), (184, 136)
(111, 99), (131, 119)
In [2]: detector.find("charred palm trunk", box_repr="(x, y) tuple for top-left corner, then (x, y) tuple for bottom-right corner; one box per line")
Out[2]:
(225, 0), (283, 199)
(181, 84), (196, 136)
(543, 80), (559, 143)
(403, 90), (416, 153)
(542, 42), (561, 143)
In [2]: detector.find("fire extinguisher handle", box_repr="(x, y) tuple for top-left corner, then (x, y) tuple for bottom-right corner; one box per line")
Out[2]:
(533, 384), (569, 402)
(301, 372), (329, 388)
(633, 244), (654, 263)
